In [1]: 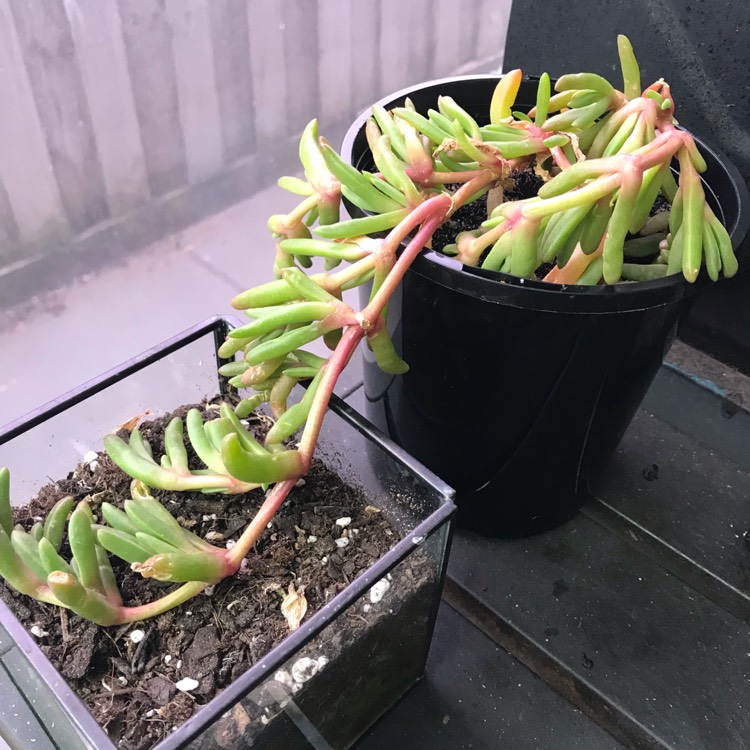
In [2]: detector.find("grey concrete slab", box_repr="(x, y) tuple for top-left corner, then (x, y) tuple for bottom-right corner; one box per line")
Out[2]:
(0, 180), (366, 429)
(0, 242), (236, 427)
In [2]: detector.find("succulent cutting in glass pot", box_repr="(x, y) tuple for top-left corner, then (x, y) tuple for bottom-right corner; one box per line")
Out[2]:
(0, 35), (738, 624)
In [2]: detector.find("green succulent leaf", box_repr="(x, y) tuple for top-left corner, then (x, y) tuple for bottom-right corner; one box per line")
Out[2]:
(47, 572), (122, 627)
(534, 73), (551, 126)
(320, 143), (404, 214)
(392, 107), (448, 144)
(617, 35), (641, 100)
(222, 435), (304, 484)
(43, 496), (74, 552)
(132, 551), (227, 584)
(97, 527), (152, 564)
(37, 537), (75, 578)
(278, 176), (315, 196)
(315, 209), (410, 239)
(438, 96), (481, 138)
(68, 503), (103, 593)
(10, 529), (48, 582)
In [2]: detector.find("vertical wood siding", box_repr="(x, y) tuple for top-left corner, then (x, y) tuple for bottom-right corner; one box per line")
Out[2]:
(65, 0), (150, 217)
(117, 0), (187, 197)
(0, 0), (509, 279)
(11, 0), (110, 234)
(209, 0), (255, 164)
(0, 0), (69, 258)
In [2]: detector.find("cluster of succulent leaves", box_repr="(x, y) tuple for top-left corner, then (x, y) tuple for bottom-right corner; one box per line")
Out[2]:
(1, 36), (739, 626)
(185, 35), (739, 495)
(261, 35), (736, 289)
(0, 469), (231, 625)
(103, 402), (304, 493)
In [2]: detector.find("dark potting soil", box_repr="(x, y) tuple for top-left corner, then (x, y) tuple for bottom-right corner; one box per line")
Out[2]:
(430, 169), (545, 270)
(0, 399), (435, 750)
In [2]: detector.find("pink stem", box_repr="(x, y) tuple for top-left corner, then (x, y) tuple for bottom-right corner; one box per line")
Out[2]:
(425, 170), (489, 184)
(117, 581), (209, 623)
(363, 195), (452, 321)
(226, 478), (298, 567)
(214, 197), (453, 583)
(450, 170), (498, 215)
(550, 146), (571, 169)
(299, 195), (452, 475)
(298, 327), (364, 459)
(632, 130), (683, 171)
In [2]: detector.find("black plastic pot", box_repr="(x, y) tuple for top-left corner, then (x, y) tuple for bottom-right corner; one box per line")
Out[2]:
(0, 317), (455, 750)
(341, 75), (750, 538)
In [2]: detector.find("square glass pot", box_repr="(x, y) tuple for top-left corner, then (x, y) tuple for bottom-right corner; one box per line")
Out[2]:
(0, 316), (455, 750)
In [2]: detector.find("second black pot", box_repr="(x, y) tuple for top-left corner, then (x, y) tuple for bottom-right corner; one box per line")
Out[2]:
(342, 75), (750, 538)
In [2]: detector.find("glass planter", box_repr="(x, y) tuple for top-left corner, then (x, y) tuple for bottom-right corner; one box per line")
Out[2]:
(0, 317), (455, 750)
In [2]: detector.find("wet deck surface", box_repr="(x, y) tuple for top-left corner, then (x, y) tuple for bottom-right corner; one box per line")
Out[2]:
(356, 355), (750, 748)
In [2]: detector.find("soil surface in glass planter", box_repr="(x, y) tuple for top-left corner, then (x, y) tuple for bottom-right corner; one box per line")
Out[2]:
(0, 399), (433, 750)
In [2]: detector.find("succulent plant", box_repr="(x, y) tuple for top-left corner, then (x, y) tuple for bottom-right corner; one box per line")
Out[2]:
(103, 403), (303, 493)
(180, 35), (737, 548)
(115, 35), (739, 610)
(213, 35), (738, 469)
(0, 470), (236, 625)
(3, 36), (739, 625)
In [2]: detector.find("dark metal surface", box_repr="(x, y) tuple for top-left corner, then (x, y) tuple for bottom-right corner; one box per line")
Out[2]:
(504, 0), (750, 185)
(503, 0), (750, 377)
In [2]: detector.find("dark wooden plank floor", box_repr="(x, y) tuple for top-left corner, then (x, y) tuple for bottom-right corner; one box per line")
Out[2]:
(356, 352), (750, 749)
(358, 604), (626, 749)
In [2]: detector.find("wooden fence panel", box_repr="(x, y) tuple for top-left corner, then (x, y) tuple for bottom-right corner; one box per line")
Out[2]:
(434, 0), (466, 77)
(167, 0), (224, 184)
(0, 177), (20, 266)
(0, 0), (69, 260)
(379, 0), (409, 100)
(350, 1), (381, 114)
(283, 0), (320, 138)
(318, 0), (352, 129)
(407, 0), (436, 87)
(0, 0), (511, 293)
(10, 0), (109, 234)
(209, 0), (255, 165)
(65, 0), (150, 218)
(117, 0), (187, 198)
(247, 0), (288, 148)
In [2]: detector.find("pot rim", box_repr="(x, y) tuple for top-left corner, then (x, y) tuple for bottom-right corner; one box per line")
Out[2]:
(340, 74), (750, 313)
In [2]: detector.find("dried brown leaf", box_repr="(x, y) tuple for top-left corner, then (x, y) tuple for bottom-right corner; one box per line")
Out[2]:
(281, 582), (308, 632)
(116, 408), (153, 433)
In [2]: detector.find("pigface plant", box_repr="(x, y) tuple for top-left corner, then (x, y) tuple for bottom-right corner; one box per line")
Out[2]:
(1, 36), (738, 623)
